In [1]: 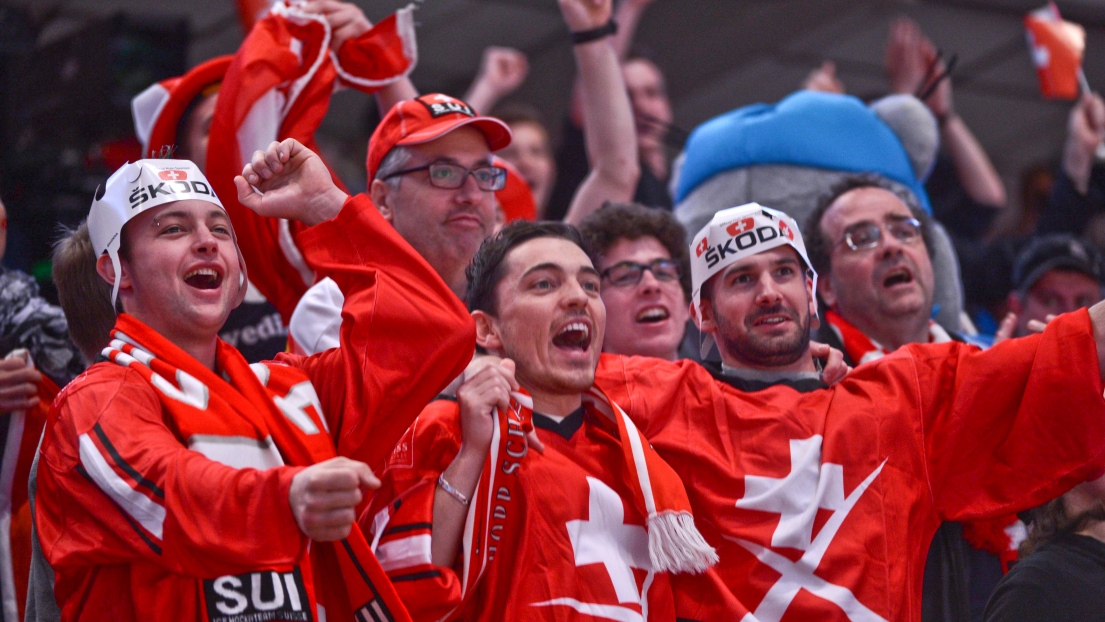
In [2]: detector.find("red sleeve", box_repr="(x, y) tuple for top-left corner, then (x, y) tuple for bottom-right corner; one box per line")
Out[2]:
(278, 196), (476, 472)
(35, 366), (305, 577)
(364, 401), (467, 622)
(902, 309), (1105, 519)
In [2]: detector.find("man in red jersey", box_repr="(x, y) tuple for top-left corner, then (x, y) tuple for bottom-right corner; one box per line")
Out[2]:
(34, 139), (473, 621)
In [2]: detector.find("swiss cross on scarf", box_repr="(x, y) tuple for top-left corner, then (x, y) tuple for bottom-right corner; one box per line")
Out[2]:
(103, 314), (412, 622)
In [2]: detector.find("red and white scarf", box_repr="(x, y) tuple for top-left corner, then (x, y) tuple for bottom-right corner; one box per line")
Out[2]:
(824, 309), (951, 366)
(449, 385), (718, 614)
(105, 314), (412, 621)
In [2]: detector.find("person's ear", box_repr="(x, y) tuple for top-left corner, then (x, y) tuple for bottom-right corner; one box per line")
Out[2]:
(696, 297), (718, 334)
(818, 273), (838, 309)
(96, 255), (130, 291)
(473, 310), (503, 352)
(370, 179), (394, 223)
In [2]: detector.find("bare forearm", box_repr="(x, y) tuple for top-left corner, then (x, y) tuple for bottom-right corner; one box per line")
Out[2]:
(565, 38), (639, 224)
(430, 446), (485, 567)
(941, 115), (1007, 208)
(463, 81), (499, 116)
(375, 78), (418, 116)
(611, 0), (647, 60)
(1063, 136), (1096, 195)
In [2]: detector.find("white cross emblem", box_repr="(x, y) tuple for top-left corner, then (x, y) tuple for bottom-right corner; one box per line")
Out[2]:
(532, 477), (653, 621)
(164, 170), (182, 180)
(730, 436), (888, 622)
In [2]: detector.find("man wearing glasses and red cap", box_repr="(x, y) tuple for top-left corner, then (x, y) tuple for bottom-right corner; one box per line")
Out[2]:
(365, 93), (513, 300)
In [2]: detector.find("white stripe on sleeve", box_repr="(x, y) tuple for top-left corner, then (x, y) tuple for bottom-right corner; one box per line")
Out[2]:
(78, 433), (166, 540)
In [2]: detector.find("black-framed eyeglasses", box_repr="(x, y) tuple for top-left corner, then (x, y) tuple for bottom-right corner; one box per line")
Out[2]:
(837, 217), (922, 252)
(600, 259), (682, 287)
(383, 161), (507, 191)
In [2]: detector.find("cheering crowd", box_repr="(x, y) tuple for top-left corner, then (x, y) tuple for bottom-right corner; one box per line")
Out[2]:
(1, 0), (1105, 620)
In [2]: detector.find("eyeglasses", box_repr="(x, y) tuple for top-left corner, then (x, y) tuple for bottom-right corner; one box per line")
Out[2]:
(837, 217), (922, 252)
(383, 161), (507, 191)
(600, 259), (682, 287)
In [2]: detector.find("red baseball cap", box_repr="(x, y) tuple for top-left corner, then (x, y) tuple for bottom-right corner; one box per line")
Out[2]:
(366, 93), (512, 181)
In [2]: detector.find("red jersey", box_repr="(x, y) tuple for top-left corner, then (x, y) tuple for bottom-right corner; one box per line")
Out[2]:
(367, 400), (743, 621)
(35, 197), (473, 620)
(594, 310), (1105, 622)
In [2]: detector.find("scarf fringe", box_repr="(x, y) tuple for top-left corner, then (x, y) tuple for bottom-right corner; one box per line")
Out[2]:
(647, 511), (718, 574)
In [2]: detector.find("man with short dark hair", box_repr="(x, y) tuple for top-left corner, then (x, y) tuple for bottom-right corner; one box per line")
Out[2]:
(366, 221), (736, 621)
(579, 202), (691, 360)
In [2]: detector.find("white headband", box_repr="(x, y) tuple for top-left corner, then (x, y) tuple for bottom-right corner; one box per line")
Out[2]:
(689, 202), (818, 357)
(87, 159), (234, 306)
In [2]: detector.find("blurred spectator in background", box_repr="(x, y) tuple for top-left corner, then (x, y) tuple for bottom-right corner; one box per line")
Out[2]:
(547, 0), (673, 219)
(0, 195), (84, 621)
(0, 196), (84, 396)
(579, 202), (690, 360)
(1038, 92), (1105, 247)
(1005, 234), (1105, 338)
(494, 105), (557, 218)
(885, 17), (1008, 242)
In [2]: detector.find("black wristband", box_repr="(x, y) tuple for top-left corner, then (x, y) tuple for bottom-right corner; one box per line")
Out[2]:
(570, 18), (617, 45)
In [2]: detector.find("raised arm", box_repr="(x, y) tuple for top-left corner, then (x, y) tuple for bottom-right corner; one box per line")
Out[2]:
(610, 0), (655, 60)
(562, 0), (640, 225)
(238, 139), (476, 472)
(1061, 92), (1105, 196)
(303, 0), (418, 112)
(886, 17), (1006, 208)
(464, 46), (529, 114)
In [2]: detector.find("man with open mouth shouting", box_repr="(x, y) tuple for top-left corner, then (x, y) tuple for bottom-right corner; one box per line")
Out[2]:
(33, 139), (474, 621)
(365, 221), (742, 621)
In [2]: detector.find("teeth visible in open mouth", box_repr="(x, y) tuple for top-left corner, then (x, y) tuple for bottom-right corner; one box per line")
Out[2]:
(760, 317), (785, 324)
(636, 307), (669, 323)
(558, 322), (589, 338)
(184, 268), (217, 280)
(554, 322), (591, 350)
(184, 268), (221, 289)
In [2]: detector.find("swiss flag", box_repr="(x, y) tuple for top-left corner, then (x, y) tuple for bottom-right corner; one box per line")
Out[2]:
(158, 169), (188, 181)
(1025, 2), (1085, 100)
